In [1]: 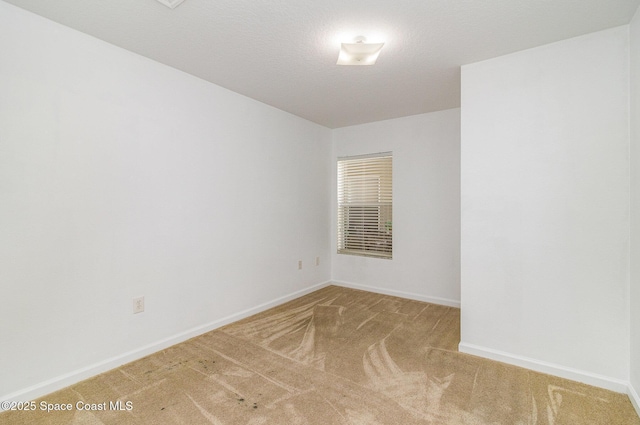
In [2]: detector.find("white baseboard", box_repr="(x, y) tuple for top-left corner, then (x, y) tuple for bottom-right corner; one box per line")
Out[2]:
(629, 382), (640, 418)
(458, 342), (629, 394)
(1, 280), (332, 407)
(331, 280), (460, 308)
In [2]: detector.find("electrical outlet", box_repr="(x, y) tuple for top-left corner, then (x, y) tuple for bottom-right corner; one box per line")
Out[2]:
(298, 260), (302, 270)
(315, 256), (320, 266)
(133, 296), (144, 314)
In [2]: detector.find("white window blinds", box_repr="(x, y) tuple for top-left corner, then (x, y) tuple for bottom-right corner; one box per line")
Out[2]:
(337, 153), (392, 259)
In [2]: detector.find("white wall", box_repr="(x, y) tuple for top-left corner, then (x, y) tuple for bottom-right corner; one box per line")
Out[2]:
(630, 4), (640, 411)
(460, 26), (630, 391)
(332, 109), (461, 306)
(0, 2), (331, 401)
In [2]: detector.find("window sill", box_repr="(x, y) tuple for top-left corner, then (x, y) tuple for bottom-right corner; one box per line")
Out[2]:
(337, 249), (392, 259)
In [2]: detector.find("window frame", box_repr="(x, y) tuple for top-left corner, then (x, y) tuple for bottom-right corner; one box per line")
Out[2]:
(337, 152), (392, 259)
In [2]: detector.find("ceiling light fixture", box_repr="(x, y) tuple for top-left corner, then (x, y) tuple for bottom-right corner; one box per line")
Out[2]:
(155, 0), (185, 9)
(337, 36), (385, 66)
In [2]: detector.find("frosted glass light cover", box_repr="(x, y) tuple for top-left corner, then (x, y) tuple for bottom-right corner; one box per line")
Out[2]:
(155, 0), (185, 9)
(337, 41), (385, 65)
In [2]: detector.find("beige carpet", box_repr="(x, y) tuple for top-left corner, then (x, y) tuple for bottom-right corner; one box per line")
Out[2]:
(2, 285), (638, 424)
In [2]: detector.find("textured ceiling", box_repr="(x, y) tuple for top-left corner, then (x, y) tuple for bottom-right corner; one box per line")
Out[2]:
(3, 0), (640, 128)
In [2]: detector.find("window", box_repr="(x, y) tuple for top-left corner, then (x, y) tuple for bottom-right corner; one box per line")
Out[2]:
(337, 153), (392, 258)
